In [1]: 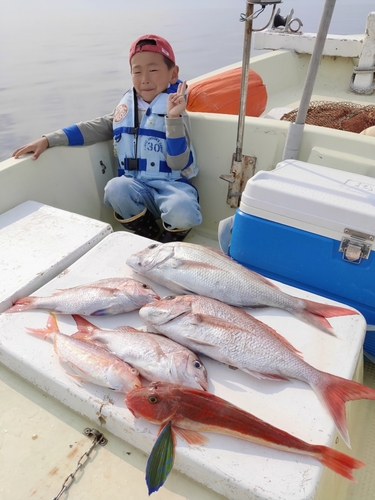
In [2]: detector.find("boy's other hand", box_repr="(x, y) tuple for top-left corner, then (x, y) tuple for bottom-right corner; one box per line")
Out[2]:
(167, 81), (187, 119)
(12, 137), (49, 160)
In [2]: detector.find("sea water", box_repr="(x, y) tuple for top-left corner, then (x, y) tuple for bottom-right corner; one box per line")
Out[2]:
(0, 0), (373, 162)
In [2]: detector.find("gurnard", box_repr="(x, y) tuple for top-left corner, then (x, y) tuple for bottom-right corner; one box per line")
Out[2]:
(7, 277), (159, 316)
(70, 315), (208, 390)
(125, 382), (365, 493)
(27, 313), (141, 393)
(139, 294), (375, 447)
(126, 242), (357, 334)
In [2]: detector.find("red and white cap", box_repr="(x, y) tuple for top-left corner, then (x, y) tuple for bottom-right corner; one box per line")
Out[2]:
(129, 34), (175, 65)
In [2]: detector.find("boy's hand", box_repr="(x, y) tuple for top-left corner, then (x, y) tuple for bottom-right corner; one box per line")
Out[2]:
(12, 137), (49, 160)
(167, 81), (187, 119)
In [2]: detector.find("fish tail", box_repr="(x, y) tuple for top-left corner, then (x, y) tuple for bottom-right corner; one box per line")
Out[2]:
(313, 371), (375, 447)
(7, 296), (38, 313)
(25, 312), (60, 340)
(72, 315), (97, 333)
(304, 299), (359, 320)
(292, 300), (358, 335)
(292, 309), (336, 335)
(318, 445), (365, 481)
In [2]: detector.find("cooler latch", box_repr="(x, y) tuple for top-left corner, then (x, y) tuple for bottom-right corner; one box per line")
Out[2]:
(339, 229), (373, 263)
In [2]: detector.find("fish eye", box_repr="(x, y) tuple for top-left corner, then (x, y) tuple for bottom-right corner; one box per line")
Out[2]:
(141, 283), (151, 289)
(148, 244), (159, 249)
(148, 396), (158, 404)
(165, 295), (176, 300)
(193, 360), (202, 369)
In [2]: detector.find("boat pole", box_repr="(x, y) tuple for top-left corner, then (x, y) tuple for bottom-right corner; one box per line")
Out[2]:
(235, 1), (254, 162)
(221, 1), (280, 208)
(282, 0), (337, 160)
(220, 1), (257, 209)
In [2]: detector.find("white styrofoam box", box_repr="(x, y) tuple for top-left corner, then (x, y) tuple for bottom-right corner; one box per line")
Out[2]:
(0, 201), (112, 312)
(0, 231), (367, 500)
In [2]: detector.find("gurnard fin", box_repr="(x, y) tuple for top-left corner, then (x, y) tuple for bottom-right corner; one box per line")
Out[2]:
(313, 371), (375, 448)
(318, 446), (365, 481)
(146, 421), (176, 495)
(296, 300), (358, 335)
(173, 426), (209, 445)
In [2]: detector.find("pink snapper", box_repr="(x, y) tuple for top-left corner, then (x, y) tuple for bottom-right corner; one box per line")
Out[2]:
(27, 313), (141, 393)
(8, 277), (159, 316)
(71, 315), (208, 390)
(127, 242), (357, 335)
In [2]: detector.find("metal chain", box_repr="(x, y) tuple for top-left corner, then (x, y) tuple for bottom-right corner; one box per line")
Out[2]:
(52, 428), (108, 500)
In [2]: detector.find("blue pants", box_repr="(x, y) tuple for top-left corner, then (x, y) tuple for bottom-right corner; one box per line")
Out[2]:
(104, 176), (202, 230)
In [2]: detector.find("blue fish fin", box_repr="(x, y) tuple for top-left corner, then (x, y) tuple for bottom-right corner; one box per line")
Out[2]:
(91, 309), (109, 316)
(146, 421), (175, 495)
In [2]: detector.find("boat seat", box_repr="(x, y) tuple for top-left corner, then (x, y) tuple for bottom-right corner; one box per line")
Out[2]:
(0, 200), (112, 313)
(308, 146), (375, 177)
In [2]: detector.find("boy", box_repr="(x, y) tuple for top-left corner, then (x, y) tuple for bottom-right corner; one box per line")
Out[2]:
(13, 34), (202, 242)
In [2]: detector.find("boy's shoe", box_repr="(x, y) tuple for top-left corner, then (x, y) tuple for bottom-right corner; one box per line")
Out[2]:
(114, 208), (160, 240)
(158, 227), (191, 243)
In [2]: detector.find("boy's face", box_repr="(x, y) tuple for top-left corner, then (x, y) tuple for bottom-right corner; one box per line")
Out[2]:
(131, 52), (178, 103)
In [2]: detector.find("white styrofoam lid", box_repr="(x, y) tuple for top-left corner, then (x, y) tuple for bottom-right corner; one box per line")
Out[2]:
(240, 160), (375, 239)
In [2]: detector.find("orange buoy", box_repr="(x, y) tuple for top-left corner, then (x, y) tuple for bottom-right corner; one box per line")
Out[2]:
(186, 67), (267, 117)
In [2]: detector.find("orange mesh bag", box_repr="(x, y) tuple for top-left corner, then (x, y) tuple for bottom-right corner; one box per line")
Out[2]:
(281, 101), (375, 134)
(186, 67), (267, 117)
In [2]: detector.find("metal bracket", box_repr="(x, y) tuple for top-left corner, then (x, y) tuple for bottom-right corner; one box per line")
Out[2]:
(83, 427), (108, 446)
(272, 8), (303, 34)
(99, 160), (107, 174)
(339, 228), (374, 263)
(220, 154), (257, 209)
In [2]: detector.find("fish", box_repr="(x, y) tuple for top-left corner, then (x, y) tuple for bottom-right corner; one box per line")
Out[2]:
(70, 315), (208, 390)
(126, 242), (358, 335)
(125, 382), (365, 492)
(26, 313), (141, 393)
(7, 277), (160, 316)
(139, 294), (375, 447)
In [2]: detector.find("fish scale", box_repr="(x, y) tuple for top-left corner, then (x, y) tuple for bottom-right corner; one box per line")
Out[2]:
(128, 243), (304, 309)
(140, 295), (312, 380)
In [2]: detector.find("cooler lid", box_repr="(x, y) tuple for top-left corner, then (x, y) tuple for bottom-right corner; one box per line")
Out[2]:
(240, 159), (375, 244)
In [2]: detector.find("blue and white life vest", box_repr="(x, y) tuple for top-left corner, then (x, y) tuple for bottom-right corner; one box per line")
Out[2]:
(113, 82), (197, 181)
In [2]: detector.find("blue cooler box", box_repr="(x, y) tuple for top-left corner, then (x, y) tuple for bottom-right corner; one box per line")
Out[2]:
(230, 159), (375, 355)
